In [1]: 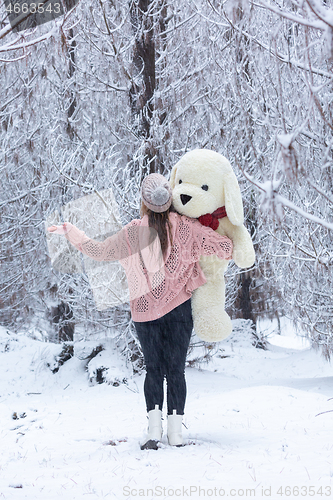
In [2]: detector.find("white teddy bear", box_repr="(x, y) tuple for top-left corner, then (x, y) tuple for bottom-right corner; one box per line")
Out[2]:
(170, 149), (255, 342)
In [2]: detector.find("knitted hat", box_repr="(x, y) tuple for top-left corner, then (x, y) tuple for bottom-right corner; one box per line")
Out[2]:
(141, 173), (172, 213)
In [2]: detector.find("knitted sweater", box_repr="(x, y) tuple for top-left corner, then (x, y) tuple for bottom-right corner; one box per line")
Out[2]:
(64, 212), (233, 322)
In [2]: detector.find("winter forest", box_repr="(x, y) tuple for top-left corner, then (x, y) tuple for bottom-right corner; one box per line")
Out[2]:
(1, 0), (333, 354)
(1, 0), (333, 496)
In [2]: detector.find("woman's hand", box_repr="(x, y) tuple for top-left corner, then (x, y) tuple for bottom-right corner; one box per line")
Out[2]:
(47, 223), (70, 235)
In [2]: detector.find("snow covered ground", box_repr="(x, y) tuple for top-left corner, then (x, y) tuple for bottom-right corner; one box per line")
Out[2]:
(0, 320), (332, 500)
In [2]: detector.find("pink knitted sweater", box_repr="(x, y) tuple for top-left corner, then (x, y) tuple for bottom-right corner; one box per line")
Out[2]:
(64, 212), (233, 322)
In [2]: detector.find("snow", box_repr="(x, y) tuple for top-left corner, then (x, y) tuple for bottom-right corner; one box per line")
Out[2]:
(277, 133), (294, 149)
(0, 321), (332, 499)
(257, 317), (311, 350)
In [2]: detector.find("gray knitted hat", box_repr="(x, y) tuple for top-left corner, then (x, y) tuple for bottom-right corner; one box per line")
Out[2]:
(141, 173), (172, 213)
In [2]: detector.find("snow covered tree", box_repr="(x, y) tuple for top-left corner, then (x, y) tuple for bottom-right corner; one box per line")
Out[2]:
(2, 0), (332, 362)
(215, 0), (333, 355)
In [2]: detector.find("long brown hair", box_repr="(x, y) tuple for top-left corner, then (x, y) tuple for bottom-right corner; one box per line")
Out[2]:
(140, 202), (174, 257)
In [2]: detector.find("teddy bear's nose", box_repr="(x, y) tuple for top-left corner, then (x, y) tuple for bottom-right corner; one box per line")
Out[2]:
(180, 194), (192, 205)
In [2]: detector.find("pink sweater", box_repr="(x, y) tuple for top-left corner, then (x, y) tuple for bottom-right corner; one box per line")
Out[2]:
(64, 212), (233, 322)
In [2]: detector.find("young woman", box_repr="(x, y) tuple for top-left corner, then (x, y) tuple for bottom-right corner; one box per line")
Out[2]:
(48, 173), (233, 450)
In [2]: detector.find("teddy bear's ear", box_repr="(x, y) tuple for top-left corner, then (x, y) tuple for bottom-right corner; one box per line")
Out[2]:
(224, 171), (244, 226)
(169, 165), (178, 189)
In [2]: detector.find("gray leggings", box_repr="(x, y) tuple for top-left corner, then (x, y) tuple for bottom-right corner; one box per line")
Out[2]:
(134, 299), (193, 415)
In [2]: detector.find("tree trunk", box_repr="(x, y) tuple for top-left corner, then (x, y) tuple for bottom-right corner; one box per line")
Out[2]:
(232, 8), (257, 328)
(238, 271), (255, 323)
(129, 0), (157, 174)
(65, 27), (77, 140)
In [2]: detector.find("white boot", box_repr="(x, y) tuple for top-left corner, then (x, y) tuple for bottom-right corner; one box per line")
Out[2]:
(167, 410), (183, 447)
(140, 405), (163, 450)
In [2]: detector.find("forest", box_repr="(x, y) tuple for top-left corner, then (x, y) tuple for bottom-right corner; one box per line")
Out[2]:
(1, 0), (332, 359)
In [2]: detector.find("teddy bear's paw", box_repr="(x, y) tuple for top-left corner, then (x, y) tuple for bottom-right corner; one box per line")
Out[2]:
(193, 308), (232, 342)
(232, 247), (255, 269)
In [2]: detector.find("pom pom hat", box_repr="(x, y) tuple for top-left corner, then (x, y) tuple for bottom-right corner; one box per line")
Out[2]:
(141, 173), (172, 213)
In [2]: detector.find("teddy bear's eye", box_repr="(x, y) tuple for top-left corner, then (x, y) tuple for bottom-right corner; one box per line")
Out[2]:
(201, 184), (209, 191)
(179, 179), (182, 184)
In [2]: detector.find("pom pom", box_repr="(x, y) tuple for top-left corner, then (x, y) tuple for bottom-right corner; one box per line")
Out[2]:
(151, 186), (170, 206)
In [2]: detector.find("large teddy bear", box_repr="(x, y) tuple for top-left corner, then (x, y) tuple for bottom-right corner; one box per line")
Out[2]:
(170, 149), (255, 342)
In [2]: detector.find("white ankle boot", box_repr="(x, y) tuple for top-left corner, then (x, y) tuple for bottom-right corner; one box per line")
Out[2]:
(140, 405), (162, 450)
(167, 410), (183, 446)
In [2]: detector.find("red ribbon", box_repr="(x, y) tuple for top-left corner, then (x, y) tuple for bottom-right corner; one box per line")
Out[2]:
(198, 206), (227, 230)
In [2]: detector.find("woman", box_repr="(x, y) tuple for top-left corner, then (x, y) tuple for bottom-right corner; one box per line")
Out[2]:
(48, 173), (233, 450)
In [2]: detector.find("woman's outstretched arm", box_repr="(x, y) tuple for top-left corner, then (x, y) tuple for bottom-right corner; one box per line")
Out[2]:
(47, 222), (130, 262)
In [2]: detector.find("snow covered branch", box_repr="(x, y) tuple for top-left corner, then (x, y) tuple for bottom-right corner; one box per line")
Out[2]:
(0, 24), (58, 52)
(241, 171), (333, 232)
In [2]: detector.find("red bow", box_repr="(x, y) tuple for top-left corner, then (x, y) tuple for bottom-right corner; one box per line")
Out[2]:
(198, 206), (227, 230)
